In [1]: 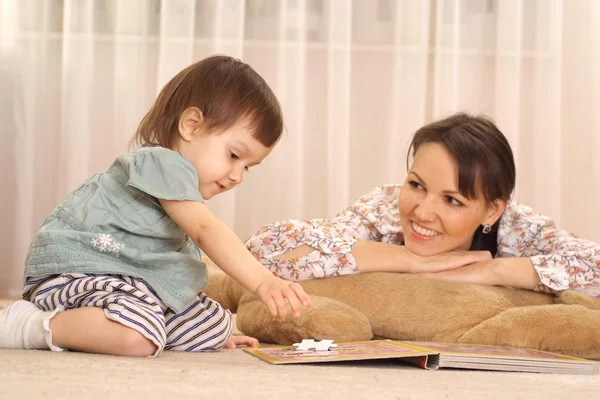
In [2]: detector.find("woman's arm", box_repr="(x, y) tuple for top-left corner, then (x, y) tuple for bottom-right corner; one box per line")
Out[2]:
(269, 240), (492, 274)
(419, 257), (541, 290)
(245, 185), (410, 280)
(423, 202), (600, 297)
(246, 185), (491, 281)
(498, 202), (600, 296)
(245, 185), (403, 280)
(266, 240), (422, 273)
(245, 215), (382, 281)
(492, 258), (542, 289)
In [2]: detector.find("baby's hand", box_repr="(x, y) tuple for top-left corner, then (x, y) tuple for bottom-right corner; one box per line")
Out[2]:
(254, 276), (312, 321)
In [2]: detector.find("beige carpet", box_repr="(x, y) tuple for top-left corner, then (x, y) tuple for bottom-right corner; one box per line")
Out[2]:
(1, 347), (599, 400)
(2, 300), (599, 399)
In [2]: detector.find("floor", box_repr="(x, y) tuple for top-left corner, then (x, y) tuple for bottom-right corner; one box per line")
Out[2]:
(1, 300), (599, 400)
(1, 347), (599, 400)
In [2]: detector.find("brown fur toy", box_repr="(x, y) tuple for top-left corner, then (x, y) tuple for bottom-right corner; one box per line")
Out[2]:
(203, 268), (600, 359)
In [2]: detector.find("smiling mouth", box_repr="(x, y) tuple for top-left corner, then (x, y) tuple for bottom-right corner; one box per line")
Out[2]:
(410, 221), (441, 237)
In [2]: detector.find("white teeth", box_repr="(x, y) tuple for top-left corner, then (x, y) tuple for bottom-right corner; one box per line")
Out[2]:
(411, 222), (441, 237)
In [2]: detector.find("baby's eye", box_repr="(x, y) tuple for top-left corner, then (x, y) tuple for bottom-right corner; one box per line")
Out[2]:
(244, 166), (249, 172)
(445, 196), (463, 206)
(230, 152), (240, 160)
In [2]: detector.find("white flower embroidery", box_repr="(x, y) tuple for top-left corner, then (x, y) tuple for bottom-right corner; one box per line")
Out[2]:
(91, 233), (125, 256)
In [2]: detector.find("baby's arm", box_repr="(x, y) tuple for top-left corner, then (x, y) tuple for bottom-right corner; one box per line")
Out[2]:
(160, 199), (312, 319)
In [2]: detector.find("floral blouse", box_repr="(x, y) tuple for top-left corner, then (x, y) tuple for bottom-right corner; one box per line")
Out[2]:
(245, 184), (600, 298)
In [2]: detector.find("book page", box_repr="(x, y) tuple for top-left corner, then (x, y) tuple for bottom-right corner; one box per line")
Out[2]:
(244, 340), (436, 365)
(408, 341), (593, 362)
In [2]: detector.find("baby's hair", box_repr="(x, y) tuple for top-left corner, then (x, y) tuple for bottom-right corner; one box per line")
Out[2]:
(131, 55), (283, 150)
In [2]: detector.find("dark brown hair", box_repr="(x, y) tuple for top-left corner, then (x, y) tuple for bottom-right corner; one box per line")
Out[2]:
(406, 112), (516, 254)
(131, 55), (283, 149)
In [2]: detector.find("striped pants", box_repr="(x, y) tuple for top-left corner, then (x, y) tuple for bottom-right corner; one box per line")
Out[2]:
(23, 274), (233, 356)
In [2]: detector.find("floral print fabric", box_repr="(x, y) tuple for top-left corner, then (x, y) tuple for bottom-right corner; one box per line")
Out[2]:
(246, 184), (600, 297)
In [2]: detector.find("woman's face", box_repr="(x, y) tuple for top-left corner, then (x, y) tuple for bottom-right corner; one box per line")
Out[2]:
(398, 142), (503, 257)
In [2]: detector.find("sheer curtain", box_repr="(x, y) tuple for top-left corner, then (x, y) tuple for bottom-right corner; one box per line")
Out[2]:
(1, 0), (599, 297)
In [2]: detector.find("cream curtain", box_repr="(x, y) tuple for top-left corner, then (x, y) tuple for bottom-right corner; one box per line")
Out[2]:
(1, 0), (599, 297)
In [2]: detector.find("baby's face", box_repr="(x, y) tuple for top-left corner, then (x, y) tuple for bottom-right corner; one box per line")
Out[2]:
(177, 122), (273, 200)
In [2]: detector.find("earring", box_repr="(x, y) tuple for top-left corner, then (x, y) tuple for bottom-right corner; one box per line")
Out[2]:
(482, 224), (492, 234)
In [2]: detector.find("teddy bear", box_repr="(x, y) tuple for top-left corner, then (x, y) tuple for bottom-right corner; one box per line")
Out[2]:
(203, 268), (600, 359)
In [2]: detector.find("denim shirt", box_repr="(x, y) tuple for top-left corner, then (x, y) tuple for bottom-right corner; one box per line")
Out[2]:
(25, 147), (207, 312)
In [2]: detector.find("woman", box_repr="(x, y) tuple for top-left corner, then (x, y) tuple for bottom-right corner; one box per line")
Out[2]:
(246, 113), (600, 297)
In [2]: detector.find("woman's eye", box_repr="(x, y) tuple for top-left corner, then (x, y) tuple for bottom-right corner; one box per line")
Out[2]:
(445, 196), (463, 206)
(409, 180), (423, 190)
(230, 152), (240, 160)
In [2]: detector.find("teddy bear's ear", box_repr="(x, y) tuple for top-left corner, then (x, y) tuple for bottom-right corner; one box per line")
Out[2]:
(236, 294), (373, 345)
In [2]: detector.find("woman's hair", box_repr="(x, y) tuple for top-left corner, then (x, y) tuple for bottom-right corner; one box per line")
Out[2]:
(131, 55), (283, 149)
(406, 112), (516, 255)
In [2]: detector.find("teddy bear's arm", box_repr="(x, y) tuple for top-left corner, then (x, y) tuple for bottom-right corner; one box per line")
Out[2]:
(458, 304), (600, 359)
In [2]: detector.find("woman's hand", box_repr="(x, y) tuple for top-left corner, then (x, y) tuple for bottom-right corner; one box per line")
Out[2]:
(417, 259), (495, 285)
(254, 276), (313, 321)
(353, 241), (491, 274)
(408, 249), (492, 274)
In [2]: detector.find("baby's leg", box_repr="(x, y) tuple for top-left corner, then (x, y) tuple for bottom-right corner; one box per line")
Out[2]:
(0, 300), (153, 356)
(50, 307), (157, 356)
(164, 291), (233, 351)
(26, 274), (168, 357)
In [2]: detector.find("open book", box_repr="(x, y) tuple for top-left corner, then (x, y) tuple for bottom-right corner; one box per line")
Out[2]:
(244, 339), (599, 375)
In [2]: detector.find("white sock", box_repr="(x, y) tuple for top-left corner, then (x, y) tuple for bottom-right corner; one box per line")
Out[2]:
(0, 300), (62, 350)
